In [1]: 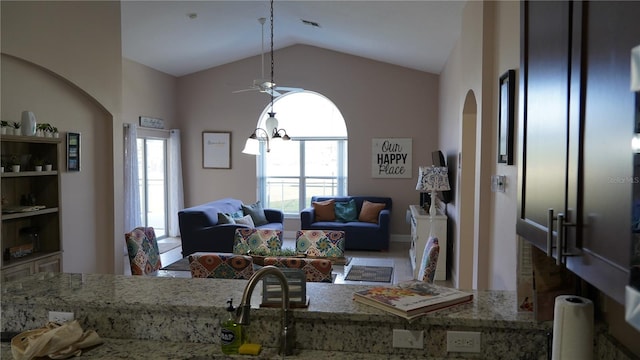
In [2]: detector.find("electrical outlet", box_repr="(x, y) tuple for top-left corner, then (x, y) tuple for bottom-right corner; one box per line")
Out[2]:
(48, 311), (74, 324)
(392, 329), (424, 349)
(446, 331), (481, 353)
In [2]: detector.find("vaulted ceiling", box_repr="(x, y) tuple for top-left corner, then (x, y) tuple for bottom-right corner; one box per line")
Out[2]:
(121, 1), (466, 77)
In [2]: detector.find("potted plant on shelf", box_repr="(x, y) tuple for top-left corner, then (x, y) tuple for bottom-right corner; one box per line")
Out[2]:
(8, 155), (20, 173)
(36, 123), (52, 137)
(32, 158), (45, 172)
(51, 126), (59, 138)
(1, 121), (9, 135)
(12, 122), (21, 136)
(1, 159), (5, 173)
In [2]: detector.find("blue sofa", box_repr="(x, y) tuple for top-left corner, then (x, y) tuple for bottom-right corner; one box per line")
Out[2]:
(300, 196), (392, 251)
(178, 198), (284, 256)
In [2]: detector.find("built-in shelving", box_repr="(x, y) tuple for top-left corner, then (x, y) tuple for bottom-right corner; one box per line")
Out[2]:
(1, 134), (63, 281)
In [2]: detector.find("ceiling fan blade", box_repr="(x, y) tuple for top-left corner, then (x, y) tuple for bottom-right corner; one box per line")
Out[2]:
(274, 86), (304, 92)
(265, 88), (282, 97)
(232, 87), (259, 94)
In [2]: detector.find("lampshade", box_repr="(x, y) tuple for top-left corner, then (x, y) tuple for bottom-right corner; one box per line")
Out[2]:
(416, 166), (450, 192)
(242, 137), (261, 155)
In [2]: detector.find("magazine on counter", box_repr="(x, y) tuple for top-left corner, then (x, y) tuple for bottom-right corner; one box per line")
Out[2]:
(353, 280), (473, 320)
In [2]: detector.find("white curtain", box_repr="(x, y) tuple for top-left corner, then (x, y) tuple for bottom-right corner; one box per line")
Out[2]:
(123, 124), (141, 232)
(167, 129), (184, 237)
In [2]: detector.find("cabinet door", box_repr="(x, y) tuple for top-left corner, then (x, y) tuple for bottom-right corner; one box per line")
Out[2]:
(517, 1), (574, 255)
(1, 262), (34, 282)
(34, 253), (61, 273)
(566, 1), (638, 304)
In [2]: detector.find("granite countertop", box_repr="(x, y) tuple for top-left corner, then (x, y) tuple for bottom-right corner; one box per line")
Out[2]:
(1, 272), (547, 359)
(0, 272), (537, 327)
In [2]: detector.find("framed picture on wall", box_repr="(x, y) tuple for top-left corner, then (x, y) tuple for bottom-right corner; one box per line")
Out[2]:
(202, 131), (231, 169)
(67, 132), (80, 171)
(498, 69), (515, 165)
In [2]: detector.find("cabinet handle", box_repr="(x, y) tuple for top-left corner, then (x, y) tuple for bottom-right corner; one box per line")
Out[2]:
(547, 209), (555, 257)
(547, 210), (577, 266)
(557, 214), (577, 266)
(556, 213), (565, 266)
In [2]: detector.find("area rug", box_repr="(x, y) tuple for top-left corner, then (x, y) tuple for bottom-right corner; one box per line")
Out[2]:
(345, 265), (393, 282)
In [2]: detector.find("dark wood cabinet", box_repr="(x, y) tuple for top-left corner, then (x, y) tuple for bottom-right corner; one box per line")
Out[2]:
(518, 1), (638, 304)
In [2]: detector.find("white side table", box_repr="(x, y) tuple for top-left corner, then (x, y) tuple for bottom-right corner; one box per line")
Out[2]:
(409, 205), (447, 281)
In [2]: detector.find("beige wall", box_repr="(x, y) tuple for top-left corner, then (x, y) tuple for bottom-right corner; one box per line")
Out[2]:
(177, 44), (439, 237)
(122, 59), (178, 130)
(438, 0), (488, 290)
(487, 0), (520, 292)
(1, 1), (122, 273)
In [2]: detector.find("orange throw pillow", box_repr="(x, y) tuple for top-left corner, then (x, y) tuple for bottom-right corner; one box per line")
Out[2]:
(312, 199), (336, 221)
(358, 200), (386, 224)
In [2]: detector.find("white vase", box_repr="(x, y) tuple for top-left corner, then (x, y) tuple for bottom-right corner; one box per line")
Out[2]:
(6, 128), (13, 135)
(1, 127), (6, 135)
(35, 165), (42, 172)
(1, 166), (4, 173)
(11, 165), (20, 173)
(45, 132), (52, 138)
(45, 164), (52, 171)
(21, 111), (36, 136)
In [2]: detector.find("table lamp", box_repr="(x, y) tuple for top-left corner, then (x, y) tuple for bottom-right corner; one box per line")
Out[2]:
(416, 166), (450, 217)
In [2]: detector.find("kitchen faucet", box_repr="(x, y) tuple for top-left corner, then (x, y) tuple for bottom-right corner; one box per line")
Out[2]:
(236, 266), (295, 356)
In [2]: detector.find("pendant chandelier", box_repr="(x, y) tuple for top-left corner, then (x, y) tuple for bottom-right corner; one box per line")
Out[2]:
(243, 0), (290, 155)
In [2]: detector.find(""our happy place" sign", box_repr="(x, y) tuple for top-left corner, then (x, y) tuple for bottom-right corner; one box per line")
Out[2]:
(371, 138), (412, 178)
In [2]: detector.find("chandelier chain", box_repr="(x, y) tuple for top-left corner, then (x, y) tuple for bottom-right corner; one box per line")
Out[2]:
(270, 0), (275, 112)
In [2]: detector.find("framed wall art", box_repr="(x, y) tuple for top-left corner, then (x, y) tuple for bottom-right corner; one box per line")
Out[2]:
(202, 131), (231, 169)
(67, 132), (81, 171)
(371, 138), (412, 178)
(498, 69), (515, 165)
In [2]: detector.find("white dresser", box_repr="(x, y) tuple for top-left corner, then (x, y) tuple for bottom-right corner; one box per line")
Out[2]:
(409, 205), (447, 281)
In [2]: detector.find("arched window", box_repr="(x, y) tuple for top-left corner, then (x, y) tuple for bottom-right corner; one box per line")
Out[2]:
(256, 91), (348, 215)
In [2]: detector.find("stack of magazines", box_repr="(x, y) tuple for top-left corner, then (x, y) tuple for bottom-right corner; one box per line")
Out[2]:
(353, 281), (473, 320)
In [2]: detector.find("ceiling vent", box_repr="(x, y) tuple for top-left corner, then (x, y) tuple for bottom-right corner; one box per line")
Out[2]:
(300, 19), (321, 28)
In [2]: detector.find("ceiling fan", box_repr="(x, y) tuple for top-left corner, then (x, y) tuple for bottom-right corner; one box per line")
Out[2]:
(233, 17), (303, 97)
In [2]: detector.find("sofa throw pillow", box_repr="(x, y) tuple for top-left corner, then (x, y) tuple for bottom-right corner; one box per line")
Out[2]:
(335, 199), (358, 222)
(358, 200), (386, 224)
(312, 199), (336, 222)
(217, 212), (236, 225)
(235, 214), (255, 227)
(242, 201), (268, 226)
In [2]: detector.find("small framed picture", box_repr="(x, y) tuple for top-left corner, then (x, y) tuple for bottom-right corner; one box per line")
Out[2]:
(67, 132), (80, 171)
(498, 69), (515, 165)
(202, 131), (231, 169)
